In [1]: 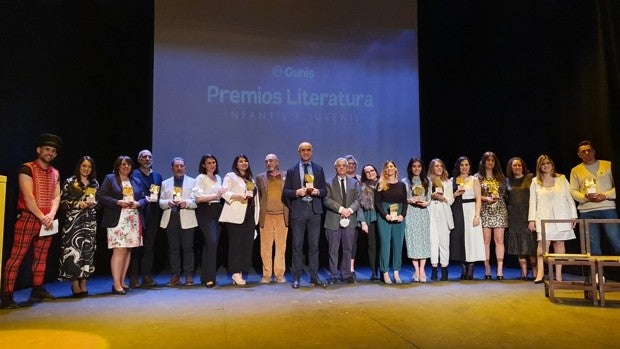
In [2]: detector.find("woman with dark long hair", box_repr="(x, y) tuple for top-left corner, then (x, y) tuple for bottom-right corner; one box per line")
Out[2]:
(59, 156), (99, 297)
(357, 164), (380, 281)
(476, 151), (508, 280)
(505, 157), (537, 280)
(401, 157), (431, 282)
(449, 156), (485, 280)
(192, 154), (225, 288)
(218, 154), (260, 286)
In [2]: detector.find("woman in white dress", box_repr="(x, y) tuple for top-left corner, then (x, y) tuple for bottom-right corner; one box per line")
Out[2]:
(450, 156), (485, 280)
(528, 154), (577, 283)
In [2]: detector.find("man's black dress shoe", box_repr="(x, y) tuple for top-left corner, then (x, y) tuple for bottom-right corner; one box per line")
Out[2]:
(343, 277), (355, 284)
(327, 278), (337, 285)
(0, 297), (18, 309)
(291, 280), (300, 289)
(29, 287), (56, 302)
(309, 277), (326, 287)
(204, 281), (218, 288)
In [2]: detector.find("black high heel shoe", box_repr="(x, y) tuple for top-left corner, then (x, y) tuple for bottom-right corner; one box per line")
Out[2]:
(485, 275), (492, 280)
(111, 286), (126, 295)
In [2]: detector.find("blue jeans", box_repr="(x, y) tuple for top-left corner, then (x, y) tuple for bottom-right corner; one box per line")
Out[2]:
(579, 209), (620, 255)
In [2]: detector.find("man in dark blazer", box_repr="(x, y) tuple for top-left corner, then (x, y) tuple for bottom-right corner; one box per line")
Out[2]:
(283, 142), (327, 289)
(324, 158), (361, 284)
(130, 149), (163, 288)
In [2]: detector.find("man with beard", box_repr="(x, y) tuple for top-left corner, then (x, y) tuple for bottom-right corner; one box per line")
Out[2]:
(1, 134), (62, 309)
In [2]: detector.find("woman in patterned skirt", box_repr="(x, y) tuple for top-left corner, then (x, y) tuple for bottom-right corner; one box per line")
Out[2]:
(59, 156), (99, 297)
(476, 151), (508, 280)
(402, 157), (431, 282)
(99, 156), (147, 295)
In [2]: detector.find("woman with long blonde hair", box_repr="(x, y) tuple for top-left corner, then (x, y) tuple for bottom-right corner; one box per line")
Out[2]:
(374, 161), (408, 284)
(528, 154), (577, 283)
(427, 158), (454, 281)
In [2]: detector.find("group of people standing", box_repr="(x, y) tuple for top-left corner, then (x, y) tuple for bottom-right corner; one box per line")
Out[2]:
(2, 135), (619, 308)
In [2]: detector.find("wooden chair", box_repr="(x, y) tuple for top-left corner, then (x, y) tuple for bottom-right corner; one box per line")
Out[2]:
(584, 218), (620, 307)
(541, 219), (598, 305)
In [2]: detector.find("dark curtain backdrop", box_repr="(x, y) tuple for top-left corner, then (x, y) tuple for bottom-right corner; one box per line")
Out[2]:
(418, 0), (620, 178)
(1, 1), (619, 287)
(0, 1), (154, 288)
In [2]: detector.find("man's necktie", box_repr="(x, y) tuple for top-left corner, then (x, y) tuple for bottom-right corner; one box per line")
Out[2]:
(303, 163), (309, 186)
(340, 178), (346, 207)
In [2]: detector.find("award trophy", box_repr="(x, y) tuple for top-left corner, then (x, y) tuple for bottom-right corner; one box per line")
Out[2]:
(388, 203), (399, 221)
(585, 178), (596, 195)
(304, 174), (315, 195)
(433, 179), (443, 194)
(456, 177), (465, 192)
(489, 181), (499, 200)
(245, 181), (255, 198)
(412, 185), (425, 204)
(172, 186), (183, 202)
(149, 184), (160, 201)
(122, 186), (134, 202)
(84, 187), (96, 204)
(491, 189), (499, 199)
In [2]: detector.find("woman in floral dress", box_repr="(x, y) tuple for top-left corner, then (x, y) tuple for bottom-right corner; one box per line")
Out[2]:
(402, 157), (431, 282)
(99, 156), (147, 295)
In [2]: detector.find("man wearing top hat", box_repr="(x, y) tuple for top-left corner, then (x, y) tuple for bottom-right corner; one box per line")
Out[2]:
(1, 133), (62, 309)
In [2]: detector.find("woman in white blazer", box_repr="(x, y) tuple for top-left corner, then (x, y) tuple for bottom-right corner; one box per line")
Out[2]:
(219, 154), (260, 285)
(528, 154), (577, 283)
(428, 158), (455, 281)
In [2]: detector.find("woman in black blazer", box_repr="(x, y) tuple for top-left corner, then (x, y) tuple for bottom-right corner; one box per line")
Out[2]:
(99, 155), (147, 295)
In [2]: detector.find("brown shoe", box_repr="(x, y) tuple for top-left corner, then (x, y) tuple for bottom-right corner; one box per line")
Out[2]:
(260, 276), (272, 284)
(166, 275), (181, 287)
(185, 275), (194, 286)
(141, 275), (157, 288)
(275, 276), (286, 284)
(129, 276), (140, 289)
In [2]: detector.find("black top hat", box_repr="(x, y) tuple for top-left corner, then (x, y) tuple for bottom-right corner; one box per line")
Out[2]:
(38, 133), (62, 150)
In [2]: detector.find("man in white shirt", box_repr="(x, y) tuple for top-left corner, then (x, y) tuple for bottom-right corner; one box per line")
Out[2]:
(569, 140), (620, 255)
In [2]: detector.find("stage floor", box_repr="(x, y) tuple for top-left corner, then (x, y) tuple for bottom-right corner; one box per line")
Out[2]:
(1, 265), (618, 349)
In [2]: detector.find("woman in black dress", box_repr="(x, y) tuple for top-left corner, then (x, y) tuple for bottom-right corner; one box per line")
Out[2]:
(59, 156), (99, 297)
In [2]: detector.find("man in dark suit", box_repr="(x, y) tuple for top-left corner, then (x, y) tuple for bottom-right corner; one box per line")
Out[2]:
(324, 158), (361, 284)
(130, 149), (163, 288)
(283, 142), (327, 289)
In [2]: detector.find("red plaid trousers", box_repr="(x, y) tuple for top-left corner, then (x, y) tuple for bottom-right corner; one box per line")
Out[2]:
(1, 212), (53, 294)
